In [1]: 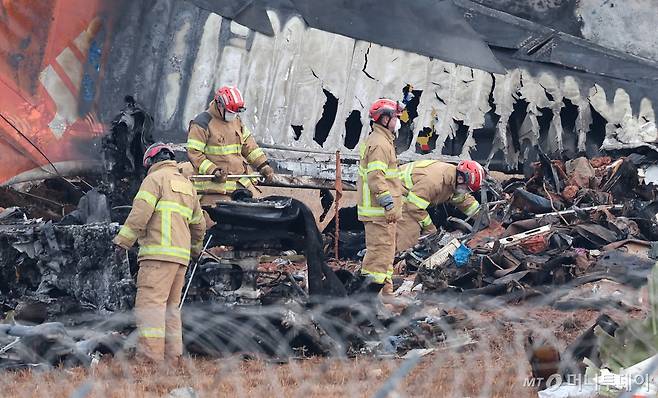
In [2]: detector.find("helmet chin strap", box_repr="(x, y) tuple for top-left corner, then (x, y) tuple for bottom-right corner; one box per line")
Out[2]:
(216, 101), (225, 118)
(383, 115), (395, 133)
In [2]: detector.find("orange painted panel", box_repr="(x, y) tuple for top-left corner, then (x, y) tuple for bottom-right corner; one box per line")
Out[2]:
(0, 0), (110, 184)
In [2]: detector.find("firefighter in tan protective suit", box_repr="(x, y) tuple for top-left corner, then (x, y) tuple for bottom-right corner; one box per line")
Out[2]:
(396, 159), (485, 252)
(113, 143), (206, 364)
(355, 98), (405, 293)
(186, 86), (274, 207)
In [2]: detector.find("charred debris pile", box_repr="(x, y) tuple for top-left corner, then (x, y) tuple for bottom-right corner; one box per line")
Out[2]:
(1, 97), (658, 372)
(0, 191), (462, 370)
(393, 147), (658, 310)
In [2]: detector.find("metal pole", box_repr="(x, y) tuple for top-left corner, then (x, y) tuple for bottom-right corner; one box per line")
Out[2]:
(190, 174), (262, 180)
(190, 174), (357, 192)
(179, 234), (213, 309)
(334, 150), (342, 261)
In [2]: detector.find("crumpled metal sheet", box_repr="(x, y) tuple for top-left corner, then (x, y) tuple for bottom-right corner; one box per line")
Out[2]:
(573, 224), (620, 248)
(565, 157), (595, 189)
(0, 222), (134, 321)
(0, 322), (125, 371)
(205, 196), (347, 297)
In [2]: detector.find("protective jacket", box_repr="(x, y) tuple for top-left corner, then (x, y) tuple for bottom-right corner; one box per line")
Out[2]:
(357, 124), (402, 221)
(113, 161), (206, 265)
(399, 160), (480, 230)
(186, 100), (267, 195)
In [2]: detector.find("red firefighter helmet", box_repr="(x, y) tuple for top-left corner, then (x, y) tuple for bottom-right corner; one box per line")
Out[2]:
(143, 142), (175, 168)
(215, 86), (245, 113)
(456, 160), (485, 192)
(368, 98), (405, 123)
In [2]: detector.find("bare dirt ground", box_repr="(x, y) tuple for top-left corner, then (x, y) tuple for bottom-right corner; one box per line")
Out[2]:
(0, 305), (644, 397)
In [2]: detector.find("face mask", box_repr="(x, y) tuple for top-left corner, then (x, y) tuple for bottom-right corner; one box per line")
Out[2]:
(224, 111), (238, 122)
(455, 184), (470, 194)
(393, 118), (402, 135)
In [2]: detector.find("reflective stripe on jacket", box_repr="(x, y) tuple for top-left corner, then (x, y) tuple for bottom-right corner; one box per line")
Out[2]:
(186, 100), (267, 195)
(113, 161), (207, 266)
(399, 160), (480, 228)
(357, 124), (402, 221)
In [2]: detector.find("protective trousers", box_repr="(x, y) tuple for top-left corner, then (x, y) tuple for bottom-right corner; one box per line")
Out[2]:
(134, 260), (187, 362)
(361, 219), (396, 284)
(396, 204), (438, 252)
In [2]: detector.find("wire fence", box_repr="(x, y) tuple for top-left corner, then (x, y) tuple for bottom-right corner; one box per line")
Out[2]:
(0, 281), (649, 398)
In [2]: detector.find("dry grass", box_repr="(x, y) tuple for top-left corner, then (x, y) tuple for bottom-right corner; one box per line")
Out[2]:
(0, 354), (539, 398)
(0, 306), (642, 397)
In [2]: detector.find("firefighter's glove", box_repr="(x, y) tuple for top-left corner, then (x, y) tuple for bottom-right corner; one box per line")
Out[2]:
(112, 234), (130, 251)
(259, 164), (275, 183)
(385, 206), (401, 224)
(377, 192), (397, 223)
(213, 168), (227, 183)
(113, 244), (130, 266)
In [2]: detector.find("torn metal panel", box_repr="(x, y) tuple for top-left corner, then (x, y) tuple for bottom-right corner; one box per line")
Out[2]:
(517, 80), (544, 154)
(459, 130), (476, 159)
(340, 41), (377, 147)
(418, 63), (493, 156)
(562, 76), (591, 152)
(489, 70), (522, 165)
(516, 72), (550, 161)
(239, 12), (288, 143)
(243, 15), (306, 148)
(589, 85), (658, 151)
(287, 26), (353, 149)
(640, 98), (656, 125)
(520, 70), (551, 108)
(537, 73), (564, 154)
(339, 43), (433, 152)
(181, 13), (224, 126)
(463, 69), (494, 131)
(405, 59), (456, 155)
(155, 2), (202, 128)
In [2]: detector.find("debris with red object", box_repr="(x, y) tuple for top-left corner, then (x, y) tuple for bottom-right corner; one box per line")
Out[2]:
(519, 234), (550, 254)
(562, 185), (579, 202)
(401, 144), (658, 307)
(590, 156), (613, 169)
(565, 157), (596, 189)
(466, 220), (506, 249)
